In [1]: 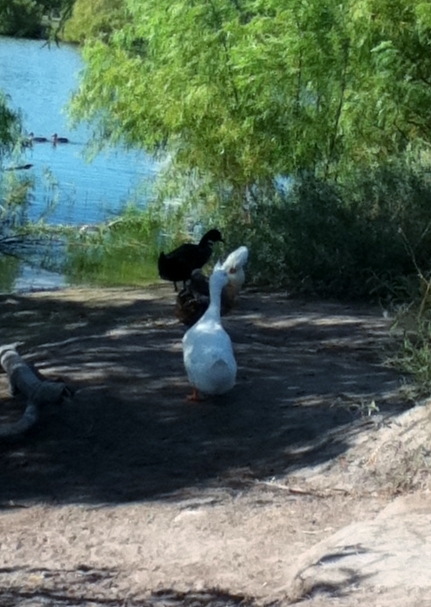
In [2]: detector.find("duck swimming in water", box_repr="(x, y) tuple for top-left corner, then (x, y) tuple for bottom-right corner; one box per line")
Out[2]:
(5, 163), (34, 171)
(52, 133), (69, 144)
(158, 228), (223, 291)
(28, 132), (48, 143)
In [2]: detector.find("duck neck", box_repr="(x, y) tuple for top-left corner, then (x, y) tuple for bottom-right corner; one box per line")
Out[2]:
(207, 282), (223, 317)
(199, 234), (214, 248)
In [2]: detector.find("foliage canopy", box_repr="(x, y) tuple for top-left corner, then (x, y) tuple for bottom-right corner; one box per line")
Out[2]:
(70, 0), (431, 191)
(63, 0), (128, 44)
(0, 92), (21, 158)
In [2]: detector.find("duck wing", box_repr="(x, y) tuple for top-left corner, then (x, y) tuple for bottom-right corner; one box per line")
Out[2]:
(160, 242), (209, 266)
(158, 249), (195, 282)
(180, 243), (213, 270)
(182, 319), (237, 393)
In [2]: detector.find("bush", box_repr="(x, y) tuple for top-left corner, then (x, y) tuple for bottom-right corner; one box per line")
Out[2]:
(0, 0), (44, 38)
(64, 203), (171, 286)
(64, 154), (431, 301)
(221, 159), (431, 301)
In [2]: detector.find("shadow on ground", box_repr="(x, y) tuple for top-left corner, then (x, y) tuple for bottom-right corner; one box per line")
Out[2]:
(0, 575), (257, 607)
(0, 285), (407, 505)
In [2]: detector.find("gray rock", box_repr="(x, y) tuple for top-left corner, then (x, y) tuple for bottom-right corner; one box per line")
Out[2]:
(288, 492), (431, 602)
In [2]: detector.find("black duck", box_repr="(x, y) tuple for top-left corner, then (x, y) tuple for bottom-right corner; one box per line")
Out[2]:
(158, 228), (223, 291)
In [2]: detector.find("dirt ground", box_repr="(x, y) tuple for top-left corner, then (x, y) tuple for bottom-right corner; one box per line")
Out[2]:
(0, 284), (428, 606)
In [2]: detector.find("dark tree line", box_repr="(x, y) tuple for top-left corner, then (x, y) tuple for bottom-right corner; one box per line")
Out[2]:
(0, 0), (75, 39)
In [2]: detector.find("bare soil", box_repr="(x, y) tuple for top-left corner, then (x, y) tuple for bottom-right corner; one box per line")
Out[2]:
(0, 284), (426, 606)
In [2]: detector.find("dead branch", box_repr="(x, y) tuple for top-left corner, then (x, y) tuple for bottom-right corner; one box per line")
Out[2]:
(0, 345), (72, 438)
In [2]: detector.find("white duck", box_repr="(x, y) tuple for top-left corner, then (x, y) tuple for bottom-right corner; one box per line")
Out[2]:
(182, 263), (237, 400)
(221, 245), (249, 301)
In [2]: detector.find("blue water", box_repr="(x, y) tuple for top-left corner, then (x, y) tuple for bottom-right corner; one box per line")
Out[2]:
(0, 36), (158, 226)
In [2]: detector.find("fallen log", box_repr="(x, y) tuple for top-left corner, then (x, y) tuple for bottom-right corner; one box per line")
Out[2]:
(0, 345), (72, 438)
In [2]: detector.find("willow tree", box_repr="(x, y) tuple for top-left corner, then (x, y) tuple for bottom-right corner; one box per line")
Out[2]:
(0, 0), (76, 37)
(70, 0), (431, 205)
(63, 0), (127, 43)
(0, 91), (26, 249)
(70, 0), (354, 189)
(346, 0), (431, 158)
(0, 92), (21, 159)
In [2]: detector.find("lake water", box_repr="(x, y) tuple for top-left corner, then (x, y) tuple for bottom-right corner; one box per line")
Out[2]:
(0, 36), (158, 224)
(0, 36), (159, 291)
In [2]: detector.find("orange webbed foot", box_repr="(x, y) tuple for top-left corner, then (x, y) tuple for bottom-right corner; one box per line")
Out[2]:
(186, 388), (206, 402)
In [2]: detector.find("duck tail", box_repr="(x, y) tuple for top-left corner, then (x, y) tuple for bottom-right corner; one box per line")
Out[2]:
(157, 252), (168, 278)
